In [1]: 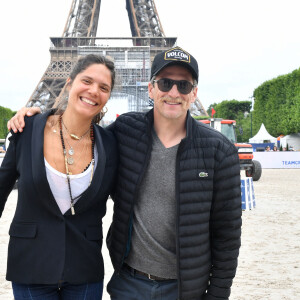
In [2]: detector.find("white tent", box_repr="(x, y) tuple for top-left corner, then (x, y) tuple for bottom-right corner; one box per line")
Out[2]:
(280, 133), (300, 151)
(249, 123), (277, 143)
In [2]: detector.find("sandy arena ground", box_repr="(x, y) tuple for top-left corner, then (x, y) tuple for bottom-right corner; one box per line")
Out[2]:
(0, 169), (300, 299)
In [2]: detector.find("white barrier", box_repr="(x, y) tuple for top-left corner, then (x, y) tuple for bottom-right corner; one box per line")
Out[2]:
(241, 178), (256, 210)
(253, 152), (300, 168)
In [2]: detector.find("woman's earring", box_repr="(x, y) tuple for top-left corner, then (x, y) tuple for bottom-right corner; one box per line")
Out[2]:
(100, 106), (108, 120)
(93, 106), (108, 124)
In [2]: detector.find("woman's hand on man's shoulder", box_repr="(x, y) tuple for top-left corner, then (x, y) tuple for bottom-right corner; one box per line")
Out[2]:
(7, 107), (41, 133)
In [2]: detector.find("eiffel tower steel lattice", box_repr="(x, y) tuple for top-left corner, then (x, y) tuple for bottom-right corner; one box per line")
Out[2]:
(26, 0), (207, 116)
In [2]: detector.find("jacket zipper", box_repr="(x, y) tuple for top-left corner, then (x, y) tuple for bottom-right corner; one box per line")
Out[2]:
(175, 138), (187, 300)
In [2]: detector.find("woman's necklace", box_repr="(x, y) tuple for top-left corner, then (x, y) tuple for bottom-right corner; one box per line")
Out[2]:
(64, 136), (75, 156)
(63, 136), (75, 165)
(61, 118), (90, 140)
(63, 133), (86, 165)
(61, 120), (89, 165)
(59, 115), (95, 215)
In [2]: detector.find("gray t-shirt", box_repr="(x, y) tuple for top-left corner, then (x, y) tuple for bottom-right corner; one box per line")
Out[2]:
(125, 130), (179, 279)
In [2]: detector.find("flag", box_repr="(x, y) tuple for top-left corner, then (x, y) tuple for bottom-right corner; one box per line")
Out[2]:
(211, 108), (216, 117)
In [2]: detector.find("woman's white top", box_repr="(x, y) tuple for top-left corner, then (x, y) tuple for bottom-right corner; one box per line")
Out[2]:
(45, 145), (98, 214)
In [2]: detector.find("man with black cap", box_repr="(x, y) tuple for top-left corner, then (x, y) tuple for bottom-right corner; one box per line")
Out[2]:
(106, 46), (242, 300)
(8, 46), (242, 300)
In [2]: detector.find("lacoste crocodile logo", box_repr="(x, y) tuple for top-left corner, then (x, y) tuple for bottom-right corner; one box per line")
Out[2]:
(199, 172), (208, 178)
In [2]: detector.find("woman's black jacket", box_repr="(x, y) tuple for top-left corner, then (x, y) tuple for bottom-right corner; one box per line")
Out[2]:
(0, 111), (118, 284)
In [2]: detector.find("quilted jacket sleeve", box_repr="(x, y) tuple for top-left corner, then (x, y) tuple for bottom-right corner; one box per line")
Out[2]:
(205, 142), (242, 299)
(0, 133), (19, 217)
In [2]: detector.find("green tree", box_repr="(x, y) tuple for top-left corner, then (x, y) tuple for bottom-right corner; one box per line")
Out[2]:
(253, 68), (300, 136)
(0, 106), (16, 139)
(235, 111), (252, 143)
(214, 100), (251, 120)
(211, 100), (252, 142)
(207, 103), (218, 117)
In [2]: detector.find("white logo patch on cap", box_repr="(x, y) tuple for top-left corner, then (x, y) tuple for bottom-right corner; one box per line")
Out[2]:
(164, 48), (191, 63)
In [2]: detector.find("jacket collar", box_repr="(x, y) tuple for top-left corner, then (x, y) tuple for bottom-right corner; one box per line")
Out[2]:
(145, 108), (194, 139)
(31, 110), (60, 215)
(185, 110), (195, 138)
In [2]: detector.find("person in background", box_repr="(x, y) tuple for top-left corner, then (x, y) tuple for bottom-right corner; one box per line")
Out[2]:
(8, 46), (242, 300)
(265, 146), (271, 151)
(1, 54), (118, 300)
(272, 146), (278, 151)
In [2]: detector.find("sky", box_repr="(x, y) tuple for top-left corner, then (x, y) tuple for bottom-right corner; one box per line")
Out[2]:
(1, 0), (300, 113)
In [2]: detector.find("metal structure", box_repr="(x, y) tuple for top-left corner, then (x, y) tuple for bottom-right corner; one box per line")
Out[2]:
(190, 98), (209, 117)
(26, 0), (206, 116)
(63, 0), (101, 38)
(126, 0), (165, 37)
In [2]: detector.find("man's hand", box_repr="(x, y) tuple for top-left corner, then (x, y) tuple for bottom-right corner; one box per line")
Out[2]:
(7, 107), (41, 133)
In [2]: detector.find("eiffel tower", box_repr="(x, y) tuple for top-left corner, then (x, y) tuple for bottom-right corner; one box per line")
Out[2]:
(26, 0), (207, 117)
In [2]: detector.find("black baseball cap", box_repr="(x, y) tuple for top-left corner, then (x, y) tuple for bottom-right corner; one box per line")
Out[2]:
(150, 46), (198, 82)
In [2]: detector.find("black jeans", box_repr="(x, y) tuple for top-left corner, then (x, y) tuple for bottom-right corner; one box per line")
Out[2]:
(107, 266), (178, 300)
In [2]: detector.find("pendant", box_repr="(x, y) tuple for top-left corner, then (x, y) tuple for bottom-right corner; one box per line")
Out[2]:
(69, 147), (74, 155)
(71, 206), (75, 215)
(67, 157), (74, 165)
(70, 134), (80, 140)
